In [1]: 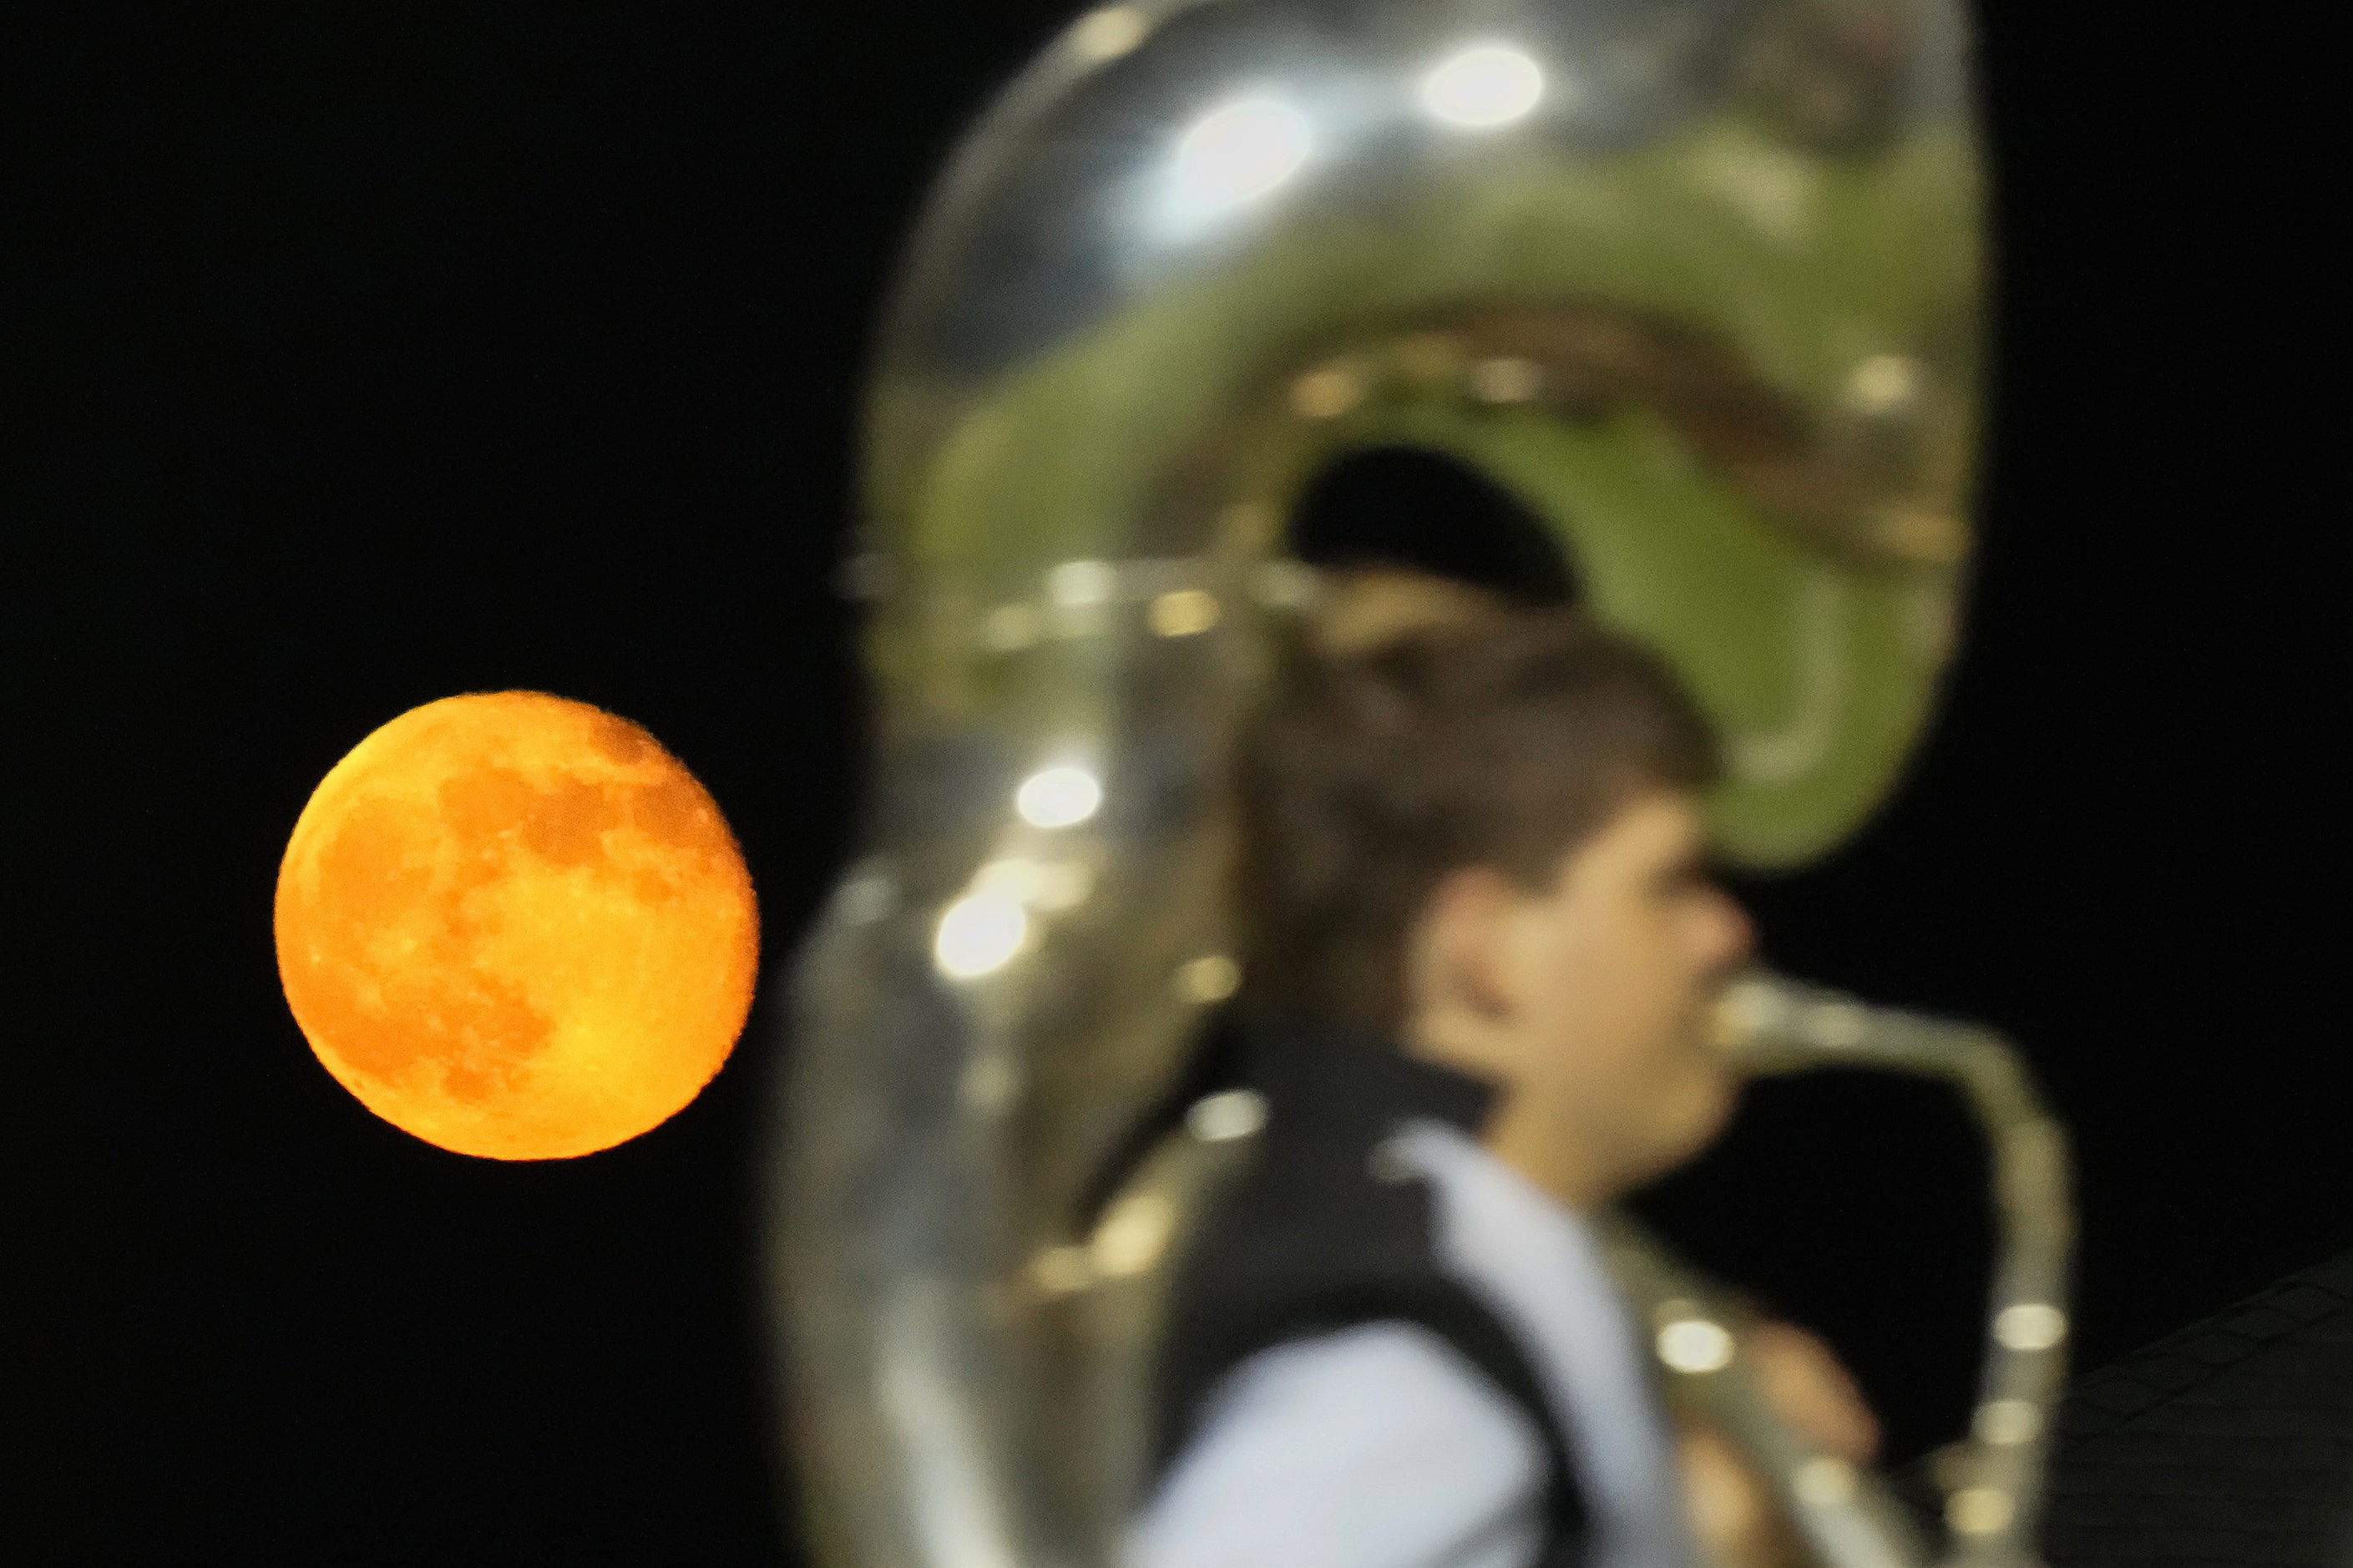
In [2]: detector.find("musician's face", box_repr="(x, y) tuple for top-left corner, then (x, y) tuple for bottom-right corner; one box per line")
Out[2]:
(1406, 788), (1753, 1209)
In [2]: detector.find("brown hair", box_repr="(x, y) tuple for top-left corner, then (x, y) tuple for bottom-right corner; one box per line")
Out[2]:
(1233, 569), (1720, 1035)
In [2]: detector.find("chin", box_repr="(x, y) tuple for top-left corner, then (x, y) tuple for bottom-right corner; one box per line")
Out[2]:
(1654, 1065), (1741, 1174)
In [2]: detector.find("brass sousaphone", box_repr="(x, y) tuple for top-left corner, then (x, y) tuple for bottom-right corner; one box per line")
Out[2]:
(772, 1), (2072, 1563)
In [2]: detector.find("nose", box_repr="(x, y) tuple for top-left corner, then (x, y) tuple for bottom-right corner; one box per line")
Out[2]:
(1705, 889), (1755, 972)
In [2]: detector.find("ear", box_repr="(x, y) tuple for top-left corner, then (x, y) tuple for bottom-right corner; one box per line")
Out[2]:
(1406, 864), (1522, 1033)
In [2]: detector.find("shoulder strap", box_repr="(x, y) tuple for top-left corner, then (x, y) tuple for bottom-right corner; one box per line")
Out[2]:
(1106, 1012), (1591, 1563)
(1148, 1176), (1590, 1563)
(1312, 1277), (1591, 1566)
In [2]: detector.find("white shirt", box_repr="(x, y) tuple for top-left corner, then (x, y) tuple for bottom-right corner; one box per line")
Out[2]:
(1129, 1120), (1699, 1568)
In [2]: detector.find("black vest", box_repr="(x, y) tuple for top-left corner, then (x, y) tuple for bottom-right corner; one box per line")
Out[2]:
(1096, 1010), (1591, 1566)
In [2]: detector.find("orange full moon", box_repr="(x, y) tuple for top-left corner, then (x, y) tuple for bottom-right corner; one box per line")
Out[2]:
(274, 691), (758, 1160)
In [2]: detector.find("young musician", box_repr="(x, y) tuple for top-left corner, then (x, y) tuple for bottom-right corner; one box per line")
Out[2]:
(1127, 569), (1877, 1568)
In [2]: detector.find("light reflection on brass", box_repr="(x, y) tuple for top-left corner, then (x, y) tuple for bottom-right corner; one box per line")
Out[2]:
(1468, 355), (1546, 404)
(1993, 1302), (2067, 1352)
(1794, 1455), (1859, 1507)
(1288, 365), (1366, 420)
(1049, 559), (1117, 608)
(1069, 5), (1148, 63)
(1015, 766), (1106, 829)
(1419, 43), (1546, 129)
(1092, 1192), (1176, 1277)
(1845, 352), (1924, 413)
(1174, 953), (1242, 1004)
(1657, 1316), (1737, 1373)
(1947, 1486), (2016, 1537)
(934, 892), (1027, 979)
(1147, 588), (1221, 637)
(1973, 1399), (2042, 1447)
(1185, 1089), (1267, 1143)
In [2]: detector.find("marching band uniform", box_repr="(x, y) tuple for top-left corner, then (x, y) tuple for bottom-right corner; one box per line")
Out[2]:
(1128, 1012), (1702, 1568)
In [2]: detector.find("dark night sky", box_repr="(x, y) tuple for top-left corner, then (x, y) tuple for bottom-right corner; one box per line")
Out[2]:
(8, 3), (2339, 1562)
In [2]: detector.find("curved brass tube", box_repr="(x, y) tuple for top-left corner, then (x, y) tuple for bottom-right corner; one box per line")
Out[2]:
(1593, 973), (2072, 1567)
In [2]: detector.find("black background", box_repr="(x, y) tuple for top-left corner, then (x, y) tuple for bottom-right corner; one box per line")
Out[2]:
(8, 2), (2337, 1562)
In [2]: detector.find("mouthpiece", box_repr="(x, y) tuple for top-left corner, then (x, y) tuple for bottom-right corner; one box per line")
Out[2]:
(1709, 969), (2006, 1073)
